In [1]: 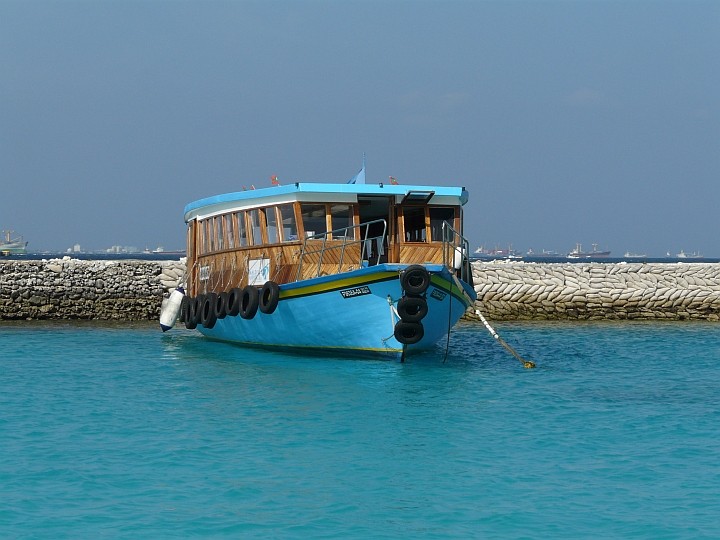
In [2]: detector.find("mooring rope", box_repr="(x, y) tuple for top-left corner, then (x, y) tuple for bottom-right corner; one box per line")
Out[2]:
(271, 251), (284, 281)
(220, 256), (226, 289)
(382, 296), (400, 343)
(475, 308), (536, 369)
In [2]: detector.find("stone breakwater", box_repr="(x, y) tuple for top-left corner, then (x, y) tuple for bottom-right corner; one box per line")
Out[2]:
(0, 258), (186, 321)
(2, 258), (720, 322)
(467, 261), (720, 321)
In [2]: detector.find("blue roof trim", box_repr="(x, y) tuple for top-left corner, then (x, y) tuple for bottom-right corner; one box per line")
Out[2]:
(184, 182), (469, 217)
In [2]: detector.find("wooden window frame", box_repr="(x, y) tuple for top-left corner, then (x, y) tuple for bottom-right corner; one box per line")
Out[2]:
(214, 215), (223, 251)
(264, 206), (282, 245)
(400, 205), (429, 243)
(247, 208), (265, 246)
(235, 210), (248, 247)
(278, 203), (299, 243)
(428, 206), (459, 243)
(328, 203), (355, 240)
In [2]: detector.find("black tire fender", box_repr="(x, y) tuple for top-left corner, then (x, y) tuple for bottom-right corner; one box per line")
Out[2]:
(200, 293), (218, 329)
(258, 281), (280, 314)
(240, 286), (259, 320)
(227, 287), (243, 317)
(394, 321), (425, 345)
(215, 292), (229, 319)
(179, 295), (190, 324)
(184, 295), (199, 330)
(397, 295), (428, 323)
(401, 265), (431, 295)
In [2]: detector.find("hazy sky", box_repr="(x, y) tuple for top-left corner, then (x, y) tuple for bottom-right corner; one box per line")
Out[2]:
(2, 0), (718, 256)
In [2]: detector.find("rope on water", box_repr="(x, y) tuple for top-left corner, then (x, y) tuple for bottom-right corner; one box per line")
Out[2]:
(475, 308), (536, 369)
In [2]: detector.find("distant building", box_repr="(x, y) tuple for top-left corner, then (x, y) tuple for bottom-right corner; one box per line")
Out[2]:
(106, 245), (140, 254)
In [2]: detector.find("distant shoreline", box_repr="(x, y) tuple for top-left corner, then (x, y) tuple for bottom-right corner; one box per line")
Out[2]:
(3, 253), (718, 264)
(0, 252), (185, 262)
(472, 256), (720, 264)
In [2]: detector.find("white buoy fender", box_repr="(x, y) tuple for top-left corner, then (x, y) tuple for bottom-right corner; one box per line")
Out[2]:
(160, 287), (185, 332)
(453, 246), (466, 270)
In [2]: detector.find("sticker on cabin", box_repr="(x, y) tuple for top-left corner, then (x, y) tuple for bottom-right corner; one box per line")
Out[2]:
(249, 258), (270, 285)
(430, 288), (447, 301)
(340, 286), (371, 299)
(199, 265), (210, 282)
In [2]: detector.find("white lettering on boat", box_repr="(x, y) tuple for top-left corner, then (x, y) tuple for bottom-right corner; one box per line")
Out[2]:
(340, 286), (371, 299)
(430, 288), (447, 301)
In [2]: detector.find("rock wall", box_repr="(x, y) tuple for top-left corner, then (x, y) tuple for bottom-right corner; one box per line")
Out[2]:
(0, 258), (186, 321)
(3, 258), (720, 322)
(468, 261), (720, 321)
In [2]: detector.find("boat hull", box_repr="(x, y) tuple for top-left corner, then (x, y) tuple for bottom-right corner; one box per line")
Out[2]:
(194, 264), (476, 359)
(0, 241), (27, 255)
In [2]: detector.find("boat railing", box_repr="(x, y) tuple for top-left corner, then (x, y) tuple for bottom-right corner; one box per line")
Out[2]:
(295, 219), (388, 281)
(441, 221), (472, 284)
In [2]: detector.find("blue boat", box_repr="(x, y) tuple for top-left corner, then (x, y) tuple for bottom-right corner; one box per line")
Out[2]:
(174, 167), (476, 359)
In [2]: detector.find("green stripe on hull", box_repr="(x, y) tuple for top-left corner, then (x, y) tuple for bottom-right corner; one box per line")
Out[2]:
(279, 271), (398, 300)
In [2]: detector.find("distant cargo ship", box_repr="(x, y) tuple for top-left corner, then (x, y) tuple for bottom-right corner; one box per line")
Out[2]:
(567, 243), (611, 259)
(474, 245), (523, 260)
(0, 230), (28, 255)
(526, 249), (562, 258)
(144, 246), (186, 256)
(676, 250), (703, 259)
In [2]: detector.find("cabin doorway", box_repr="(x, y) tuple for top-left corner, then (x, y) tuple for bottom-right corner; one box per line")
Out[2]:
(358, 196), (392, 265)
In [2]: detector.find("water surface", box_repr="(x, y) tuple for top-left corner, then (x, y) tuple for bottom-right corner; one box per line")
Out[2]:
(2, 320), (718, 538)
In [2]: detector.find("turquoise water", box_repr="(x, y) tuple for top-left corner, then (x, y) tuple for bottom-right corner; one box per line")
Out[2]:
(2, 321), (719, 538)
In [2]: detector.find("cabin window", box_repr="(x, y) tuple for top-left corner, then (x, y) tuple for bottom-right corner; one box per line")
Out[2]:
(201, 219), (212, 253)
(329, 204), (353, 238)
(198, 220), (205, 254)
(224, 213), (235, 249)
(248, 209), (263, 246)
(429, 207), (455, 241)
(264, 207), (280, 244)
(187, 223), (194, 257)
(215, 215), (224, 251)
(234, 211), (248, 247)
(403, 206), (427, 242)
(300, 204), (327, 238)
(279, 204), (298, 242)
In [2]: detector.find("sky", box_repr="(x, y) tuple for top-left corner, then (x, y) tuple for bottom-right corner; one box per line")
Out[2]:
(1, 0), (718, 256)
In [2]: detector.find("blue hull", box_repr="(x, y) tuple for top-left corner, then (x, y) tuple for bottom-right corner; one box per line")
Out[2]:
(197, 264), (476, 359)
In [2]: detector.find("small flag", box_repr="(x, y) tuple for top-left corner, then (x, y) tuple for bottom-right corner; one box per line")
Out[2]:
(271, 175), (280, 186)
(347, 156), (366, 184)
(389, 176), (398, 185)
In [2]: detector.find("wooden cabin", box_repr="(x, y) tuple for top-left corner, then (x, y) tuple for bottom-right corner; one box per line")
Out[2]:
(184, 184), (469, 297)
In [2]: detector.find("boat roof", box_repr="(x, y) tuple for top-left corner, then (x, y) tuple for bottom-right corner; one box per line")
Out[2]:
(184, 182), (469, 222)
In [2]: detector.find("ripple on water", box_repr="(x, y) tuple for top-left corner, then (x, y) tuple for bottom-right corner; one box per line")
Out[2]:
(1, 320), (719, 538)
